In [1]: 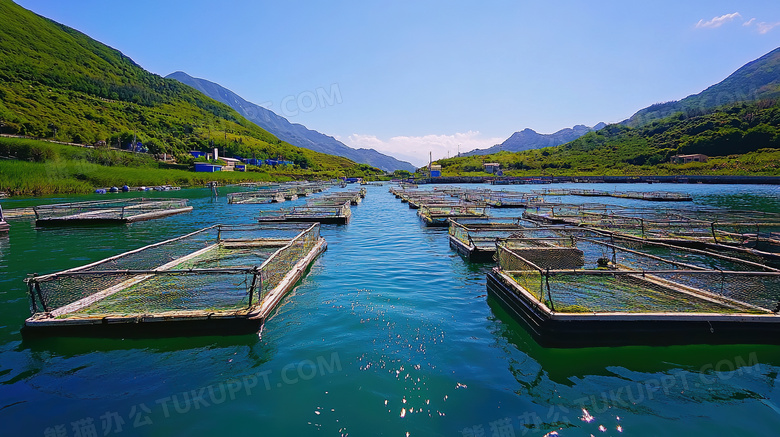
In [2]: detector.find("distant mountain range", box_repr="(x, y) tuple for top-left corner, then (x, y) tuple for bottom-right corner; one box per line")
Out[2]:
(463, 123), (606, 156)
(166, 72), (416, 173)
(625, 47), (780, 127)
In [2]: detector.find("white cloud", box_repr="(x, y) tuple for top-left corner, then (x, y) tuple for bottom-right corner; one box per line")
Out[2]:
(341, 131), (505, 168)
(756, 21), (780, 34)
(741, 17), (780, 34)
(695, 12), (741, 29)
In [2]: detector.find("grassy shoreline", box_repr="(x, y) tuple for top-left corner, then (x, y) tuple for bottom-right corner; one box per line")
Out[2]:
(0, 137), (370, 197)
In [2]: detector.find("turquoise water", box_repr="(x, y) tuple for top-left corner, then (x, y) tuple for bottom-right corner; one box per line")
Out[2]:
(1, 183), (780, 436)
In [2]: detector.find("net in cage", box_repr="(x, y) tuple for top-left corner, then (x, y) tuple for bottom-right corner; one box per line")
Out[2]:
(23, 223), (326, 337)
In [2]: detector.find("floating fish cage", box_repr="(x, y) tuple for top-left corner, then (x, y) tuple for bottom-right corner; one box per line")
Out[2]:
(389, 188), (447, 209)
(434, 186), (466, 197)
(290, 182), (326, 196)
(523, 204), (780, 259)
(319, 189), (365, 205)
(258, 202), (352, 225)
(407, 194), (449, 209)
(448, 218), (546, 262)
(235, 182), (327, 197)
(418, 203), (488, 226)
(228, 189), (295, 204)
(22, 223), (326, 337)
(487, 233), (780, 347)
(532, 188), (692, 201)
(481, 192), (541, 208)
(33, 198), (192, 226)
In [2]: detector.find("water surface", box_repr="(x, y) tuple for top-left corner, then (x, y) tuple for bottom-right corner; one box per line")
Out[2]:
(1, 183), (779, 436)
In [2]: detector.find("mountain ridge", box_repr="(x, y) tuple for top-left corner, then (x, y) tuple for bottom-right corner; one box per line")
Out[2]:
(166, 71), (416, 173)
(463, 123), (606, 156)
(625, 47), (780, 127)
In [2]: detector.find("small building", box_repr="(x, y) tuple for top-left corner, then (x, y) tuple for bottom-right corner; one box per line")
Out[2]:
(483, 163), (501, 174)
(190, 151), (206, 158)
(671, 154), (708, 164)
(220, 157), (242, 172)
(235, 164), (247, 172)
(430, 164), (442, 178)
(194, 163), (222, 173)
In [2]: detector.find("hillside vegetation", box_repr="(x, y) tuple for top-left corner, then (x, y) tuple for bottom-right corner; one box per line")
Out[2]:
(436, 100), (780, 176)
(626, 47), (780, 126)
(0, 0), (372, 178)
(0, 136), (380, 196)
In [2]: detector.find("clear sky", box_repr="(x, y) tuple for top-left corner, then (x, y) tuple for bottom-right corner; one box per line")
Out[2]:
(13, 0), (780, 167)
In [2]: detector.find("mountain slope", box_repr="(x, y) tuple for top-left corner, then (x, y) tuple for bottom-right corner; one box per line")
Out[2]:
(464, 123), (606, 156)
(166, 71), (416, 172)
(435, 99), (780, 176)
(0, 0), (362, 173)
(626, 47), (780, 127)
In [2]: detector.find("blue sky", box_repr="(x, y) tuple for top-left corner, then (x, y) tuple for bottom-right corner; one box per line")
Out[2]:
(14, 0), (780, 166)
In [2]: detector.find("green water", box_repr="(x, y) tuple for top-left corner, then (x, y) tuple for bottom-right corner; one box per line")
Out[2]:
(1, 183), (780, 436)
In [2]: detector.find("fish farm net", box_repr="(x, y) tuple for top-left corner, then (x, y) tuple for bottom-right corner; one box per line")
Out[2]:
(523, 204), (780, 256)
(496, 237), (780, 314)
(33, 198), (190, 221)
(26, 223), (321, 318)
(228, 190), (288, 204)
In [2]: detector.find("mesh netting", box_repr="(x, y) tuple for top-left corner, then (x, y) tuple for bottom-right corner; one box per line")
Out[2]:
(495, 237), (780, 314)
(259, 223), (321, 297)
(228, 190), (288, 204)
(287, 204), (351, 220)
(523, 204), (780, 256)
(26, 224), (322, 318)
(419, 204), (487, 224)
(34, 198), (189, 221)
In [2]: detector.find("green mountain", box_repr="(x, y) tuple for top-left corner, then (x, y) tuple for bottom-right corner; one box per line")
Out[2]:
(434, 47), (780, 177)
(0, 0), (363, 173)
(436, 100), (780, 176)
(626, 47), (780, 127)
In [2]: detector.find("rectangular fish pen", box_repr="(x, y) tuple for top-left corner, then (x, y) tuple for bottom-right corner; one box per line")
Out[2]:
(487, 233), (780, 347)
(448, 218), (547, 262)
(532, 188), (692, 201)
(257, 202), (352, 225)
(23, 223), (326, 337)
(318, 189), (365, 206)
(481, 192), (541, 208)
(419, 203), (488, 226)
(228, 190), (290, 204)
(34, 198), (192, 226)
(569, 208), (780, 259)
